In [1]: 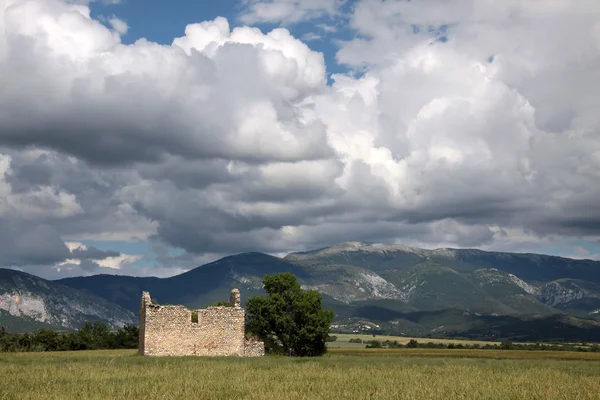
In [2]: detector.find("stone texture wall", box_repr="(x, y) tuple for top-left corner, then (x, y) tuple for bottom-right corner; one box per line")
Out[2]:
(244, 338), (265, 357)
(138, 289), (264, 357)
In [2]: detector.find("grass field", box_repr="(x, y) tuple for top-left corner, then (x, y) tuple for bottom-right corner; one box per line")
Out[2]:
(1, 349), (600, 399)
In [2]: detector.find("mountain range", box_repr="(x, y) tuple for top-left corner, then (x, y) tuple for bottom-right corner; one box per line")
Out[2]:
(0, 269), (136, 332)
(2, 242), (600, 341)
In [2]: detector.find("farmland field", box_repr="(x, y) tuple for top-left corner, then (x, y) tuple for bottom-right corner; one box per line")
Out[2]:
(1, 349), (600, 399)
(327, 333), (503, 348)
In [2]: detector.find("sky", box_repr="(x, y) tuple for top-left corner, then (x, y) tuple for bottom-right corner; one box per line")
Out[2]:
(1, 0), (600, 279)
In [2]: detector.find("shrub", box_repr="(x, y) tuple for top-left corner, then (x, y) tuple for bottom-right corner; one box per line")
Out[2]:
(365, 340), (382, 348)
(0, 323), (139, 353)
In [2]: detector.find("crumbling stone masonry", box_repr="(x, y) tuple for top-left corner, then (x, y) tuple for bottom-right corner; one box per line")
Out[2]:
(138, 288), (264, 357)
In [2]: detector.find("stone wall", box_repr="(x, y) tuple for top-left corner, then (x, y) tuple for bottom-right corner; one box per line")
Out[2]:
(244, 338), (265, 357)
(138, 289), (264, 357)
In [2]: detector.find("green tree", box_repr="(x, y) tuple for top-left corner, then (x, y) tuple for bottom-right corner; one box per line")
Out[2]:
(33, 329), (60, 351)
(500, 340), (514, 350)
(112, 325), (140, 349)
(77, 321), (111, 350)
(246, 273), (334, 357)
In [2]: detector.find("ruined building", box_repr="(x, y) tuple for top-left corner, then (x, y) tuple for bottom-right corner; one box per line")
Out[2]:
(138, 288), (264, 357)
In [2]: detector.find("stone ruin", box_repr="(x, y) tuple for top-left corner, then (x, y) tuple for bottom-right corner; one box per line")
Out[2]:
(138, 288), (264, 357)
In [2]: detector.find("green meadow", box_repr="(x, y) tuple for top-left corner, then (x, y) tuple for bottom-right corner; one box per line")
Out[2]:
(1, 349), (600, 400)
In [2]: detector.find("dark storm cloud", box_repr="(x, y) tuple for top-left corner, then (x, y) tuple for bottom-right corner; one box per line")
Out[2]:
(1, 148), (154, 242)
(77, 259), (103, 272)
(137, 158), (238, 190)
(5, 162), (53, 192)
(0, 221), (71, 266)
(71, 246), (121, 260)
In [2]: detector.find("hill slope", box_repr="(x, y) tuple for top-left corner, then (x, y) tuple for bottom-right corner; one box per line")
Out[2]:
(285, 242), (600, 319)
(58, 253), (308, 312)
(0, 269), (136, 332)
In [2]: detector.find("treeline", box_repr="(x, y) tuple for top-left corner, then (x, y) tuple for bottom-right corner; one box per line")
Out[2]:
(0, 322), (139, 352)
(358, 338), (600, 352)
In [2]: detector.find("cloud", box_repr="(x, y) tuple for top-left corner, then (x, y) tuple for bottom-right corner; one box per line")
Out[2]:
(0, 153), (82, 220)
(0, 3), (330, 165)
(2, 148), (156, 242)
(239, 0), (343, 25)
(0, 222), (71, 267)
(50, 257), (168, 279)
(67, 0), (122, 4)
(302, 32), (322, 42)
(325, 0), (600, 242)
(108, 16), (127, 34)
(67, 242), (121, 260)
(49, 241), (145, 278)
(96, 253), (142, 269)
(0, 0), (600, 278)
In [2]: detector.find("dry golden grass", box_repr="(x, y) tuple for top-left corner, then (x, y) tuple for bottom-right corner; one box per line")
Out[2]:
(1, 349), (599, 399)
(330, 347), (600, 360)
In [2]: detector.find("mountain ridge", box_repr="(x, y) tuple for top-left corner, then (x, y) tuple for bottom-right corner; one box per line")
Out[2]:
(55, 242), (600, 316)
(0, 269), (136, 332)
(286, 241), (600, 263)
(3, 242), (600, 340)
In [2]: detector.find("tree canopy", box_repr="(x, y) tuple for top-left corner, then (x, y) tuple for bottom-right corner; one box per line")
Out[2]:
(246, 272), (334, 357)
(0, 322), (139, 352)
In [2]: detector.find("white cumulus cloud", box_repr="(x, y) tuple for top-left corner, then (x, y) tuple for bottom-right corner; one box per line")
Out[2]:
(0, 0), (599, 278)
(108, 16), (127, 34)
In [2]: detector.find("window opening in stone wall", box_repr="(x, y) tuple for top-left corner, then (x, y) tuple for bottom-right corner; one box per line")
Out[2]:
(191, 310), (198, 323)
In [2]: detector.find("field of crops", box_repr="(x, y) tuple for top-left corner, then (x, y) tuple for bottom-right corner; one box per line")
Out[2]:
(327, 333), (503, 348)
(1, 348), (599, 399)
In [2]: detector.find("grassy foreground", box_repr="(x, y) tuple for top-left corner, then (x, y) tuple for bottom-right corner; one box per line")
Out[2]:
(1, 349), (600, 399)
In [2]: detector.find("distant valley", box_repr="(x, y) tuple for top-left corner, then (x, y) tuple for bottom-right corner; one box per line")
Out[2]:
(2, 242), (600, 341)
